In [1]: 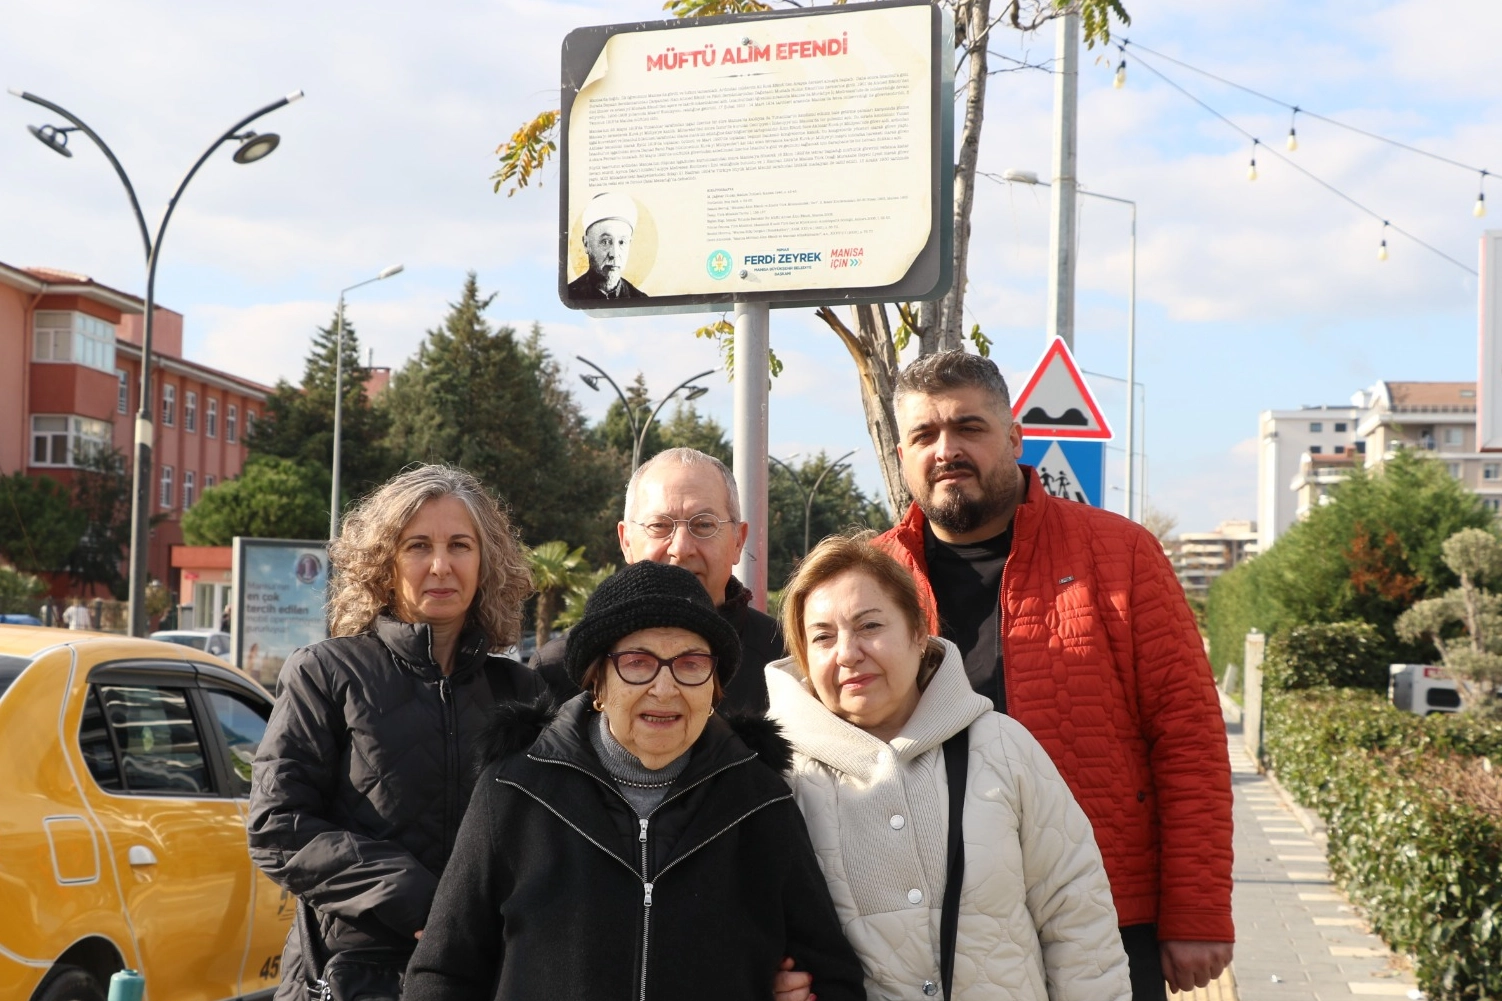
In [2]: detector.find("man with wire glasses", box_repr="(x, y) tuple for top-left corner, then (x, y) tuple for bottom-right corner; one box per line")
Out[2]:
(530, 447), (782, 714)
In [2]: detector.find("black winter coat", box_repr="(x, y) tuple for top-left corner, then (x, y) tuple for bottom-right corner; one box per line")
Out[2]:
(403, 695), (867, 1001)
(530, 575), (782, 713)
(247, 615), (546, 995)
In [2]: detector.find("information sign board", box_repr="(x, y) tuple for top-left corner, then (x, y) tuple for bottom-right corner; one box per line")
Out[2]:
(559, 0), (953, 314)
(231, 537), (329, 691)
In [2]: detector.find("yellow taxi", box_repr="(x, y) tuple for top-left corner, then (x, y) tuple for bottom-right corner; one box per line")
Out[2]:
(0, 625), (292, 1001)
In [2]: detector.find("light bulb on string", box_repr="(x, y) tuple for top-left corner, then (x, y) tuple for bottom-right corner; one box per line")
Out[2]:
(1247, 140), (1259, 181)
(1114, 59), (1127, 89)
(1377, 222), (1389, 262)
(1286, 108), (1299, 151)
(1477, 192), (1488, 219)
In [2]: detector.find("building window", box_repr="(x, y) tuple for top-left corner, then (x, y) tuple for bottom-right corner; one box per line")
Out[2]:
(1334, 445), (1345, 454)
(205, 474), (215, 491)
(160, 465), (174, 509)
(30, 415), (112, 468)
(1485, 497), (1502, 513)
(161, 384), (176, 427)
(32, 310), (117, 373)
(1309, 446), (1323, 455)
(1443, 427), (1464, 446)
(1309, 422), (1323, 433)
(183, 470), (195, 509)
(184, 392), (197, 433)
(1487, 464), (1501, 481)
(1447, 462), (1463, 480)
(206, 398), (218, 438)
(1356, 441), (1367, 454)
(116, 369), (129, 414)
(226, 405), (238, 444)
(245, 409), (257, 438)
(1334, 422), (1348, 433)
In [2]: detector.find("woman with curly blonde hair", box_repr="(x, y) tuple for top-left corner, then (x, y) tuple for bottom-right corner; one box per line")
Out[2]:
(249, 464), (546, 1001)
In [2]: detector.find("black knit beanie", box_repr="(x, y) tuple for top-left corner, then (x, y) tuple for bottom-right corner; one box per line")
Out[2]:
(565, 561), (740, 689)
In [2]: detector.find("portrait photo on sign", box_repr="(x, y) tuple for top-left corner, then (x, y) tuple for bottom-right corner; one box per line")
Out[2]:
(566, 191), (659, 300)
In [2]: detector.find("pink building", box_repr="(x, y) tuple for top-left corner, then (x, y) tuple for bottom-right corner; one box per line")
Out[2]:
(0, 261), (272, 603)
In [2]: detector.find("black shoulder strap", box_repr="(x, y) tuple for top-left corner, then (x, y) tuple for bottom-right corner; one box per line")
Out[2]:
(940, 728), (969, 1001)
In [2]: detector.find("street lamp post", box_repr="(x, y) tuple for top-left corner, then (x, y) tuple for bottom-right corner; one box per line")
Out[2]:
(1084, 370), (1146, 521)
(11, 87), (303, 636)
(1002, 169), (1139, 520)
(575, 357), (714, 471)
(330, 265), (404, 540)
(769, 450), (857, 557)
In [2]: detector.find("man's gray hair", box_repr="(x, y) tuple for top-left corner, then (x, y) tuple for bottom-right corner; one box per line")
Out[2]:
(893, 350), (1013, 420)
(624, 447), (742, 522)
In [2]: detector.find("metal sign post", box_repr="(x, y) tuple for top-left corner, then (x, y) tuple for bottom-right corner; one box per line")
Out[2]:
(731, 301), (770, 604)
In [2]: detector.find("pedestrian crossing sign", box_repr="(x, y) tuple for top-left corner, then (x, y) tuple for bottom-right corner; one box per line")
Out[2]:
(1019, 439), (1105, 507)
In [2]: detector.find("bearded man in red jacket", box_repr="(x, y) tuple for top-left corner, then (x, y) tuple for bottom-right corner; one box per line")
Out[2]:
(873, 350), (1234, 1001)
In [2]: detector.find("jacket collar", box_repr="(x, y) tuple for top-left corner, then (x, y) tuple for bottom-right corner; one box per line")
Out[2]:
(764, 638), (991, 782)
(372, 613), (491, 681)
(719, 575), (754, 634)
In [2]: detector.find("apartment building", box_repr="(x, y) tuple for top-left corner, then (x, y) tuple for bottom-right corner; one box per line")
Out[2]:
(1169, 519), (1260, 597)
(0, 262), (271, 597)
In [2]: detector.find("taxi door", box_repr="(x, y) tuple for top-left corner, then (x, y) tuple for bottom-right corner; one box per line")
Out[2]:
(73, 663), (254, 1001)
(196, 677), (298, 995)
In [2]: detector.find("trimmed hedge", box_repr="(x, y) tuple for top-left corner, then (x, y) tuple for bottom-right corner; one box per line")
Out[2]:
(1262, 621), (1390, 692)
(1264, 690), (1502, 998)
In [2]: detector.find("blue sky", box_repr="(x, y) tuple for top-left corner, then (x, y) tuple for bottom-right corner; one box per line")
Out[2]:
(4, 0), (1497, 534)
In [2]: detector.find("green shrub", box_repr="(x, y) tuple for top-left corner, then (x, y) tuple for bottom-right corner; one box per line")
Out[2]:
(1264, 690), (1502, 998)
(1262, 621), (1391, 692)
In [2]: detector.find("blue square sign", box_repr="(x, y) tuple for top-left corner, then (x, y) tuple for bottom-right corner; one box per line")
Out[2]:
(1019, 439), (1106, 508)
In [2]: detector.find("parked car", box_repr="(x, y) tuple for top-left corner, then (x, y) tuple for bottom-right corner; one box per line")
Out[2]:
(148, 628), (232, 659)
(0, 614), (43, 626)
(0, 626), (290, 1001)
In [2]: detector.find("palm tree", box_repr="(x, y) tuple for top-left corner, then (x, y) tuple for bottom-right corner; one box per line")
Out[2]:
(553, 564), (618, 633)
(528, 541), (588, 645)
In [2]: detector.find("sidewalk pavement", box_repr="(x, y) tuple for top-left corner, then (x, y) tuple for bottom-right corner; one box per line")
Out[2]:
(1185, 715), (1424, 1001)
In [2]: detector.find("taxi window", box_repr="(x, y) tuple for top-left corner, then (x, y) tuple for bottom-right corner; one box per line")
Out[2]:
(206, 690), (269, 796)
(0, 654), (29, 698)
(79, 687), (123, 790)
(96, 685), (211, 795)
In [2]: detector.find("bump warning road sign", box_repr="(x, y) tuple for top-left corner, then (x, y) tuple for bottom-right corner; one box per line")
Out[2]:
(1012, 338), (1112, 439)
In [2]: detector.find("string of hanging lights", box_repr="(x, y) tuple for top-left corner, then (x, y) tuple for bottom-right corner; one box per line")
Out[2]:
(1112, 38), (1492, 220)
(1108, 41), (1479, 276)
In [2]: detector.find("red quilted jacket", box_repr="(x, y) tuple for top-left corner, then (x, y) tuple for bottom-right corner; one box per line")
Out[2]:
(875, 477), (1234, 942)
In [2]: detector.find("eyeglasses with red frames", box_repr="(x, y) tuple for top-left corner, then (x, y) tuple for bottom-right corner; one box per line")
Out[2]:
(605, 650), (718, 686)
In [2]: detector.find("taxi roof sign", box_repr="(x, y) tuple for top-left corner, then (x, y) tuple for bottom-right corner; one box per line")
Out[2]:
(1011, 337), (1112, 439)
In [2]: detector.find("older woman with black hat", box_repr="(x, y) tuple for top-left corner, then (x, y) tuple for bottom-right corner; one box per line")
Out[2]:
(403, 560), (866, 1001)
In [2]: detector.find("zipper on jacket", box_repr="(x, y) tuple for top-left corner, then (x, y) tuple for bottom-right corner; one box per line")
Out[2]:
(638, 816), (652, 1001)
(440, 676), (457, 853)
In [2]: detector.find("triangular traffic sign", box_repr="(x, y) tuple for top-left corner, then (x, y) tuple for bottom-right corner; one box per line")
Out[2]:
(1011, 338), (1112, 439)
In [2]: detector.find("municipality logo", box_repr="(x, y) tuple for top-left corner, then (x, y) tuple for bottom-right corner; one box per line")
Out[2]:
(706, 249), (733, 280)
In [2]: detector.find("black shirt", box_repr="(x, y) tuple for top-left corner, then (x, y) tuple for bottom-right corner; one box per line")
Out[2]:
(921, 470), (1028, 713)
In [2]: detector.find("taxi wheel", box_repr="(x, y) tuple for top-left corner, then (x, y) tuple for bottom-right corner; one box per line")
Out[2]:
(34, 967), (105, 1001)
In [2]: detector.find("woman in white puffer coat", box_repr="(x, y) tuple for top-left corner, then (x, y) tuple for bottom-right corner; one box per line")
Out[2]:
(766, 534), (1131, 1001)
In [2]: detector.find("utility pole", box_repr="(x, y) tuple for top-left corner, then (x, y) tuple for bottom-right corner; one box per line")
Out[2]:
(1046, 11), (1080, 350)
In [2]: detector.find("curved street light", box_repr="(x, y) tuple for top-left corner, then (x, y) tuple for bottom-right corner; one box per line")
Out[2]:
(330, 265), (404, 539)
(575, 356), (715, 471)
(10, 86), (304, 635)
(769, 449), (858, 557)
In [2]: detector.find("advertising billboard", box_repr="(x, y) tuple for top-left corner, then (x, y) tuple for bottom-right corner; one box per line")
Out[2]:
(231, 537), (329, 691)
(559, 0), (953, 314)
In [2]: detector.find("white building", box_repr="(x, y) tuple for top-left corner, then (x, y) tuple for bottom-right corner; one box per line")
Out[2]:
(1258, 381), (1502, 551)
(1170, 519), (1260, 597)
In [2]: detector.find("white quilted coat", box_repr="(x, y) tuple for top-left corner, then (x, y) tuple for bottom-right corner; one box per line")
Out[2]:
(766, 639), (1131, 1001)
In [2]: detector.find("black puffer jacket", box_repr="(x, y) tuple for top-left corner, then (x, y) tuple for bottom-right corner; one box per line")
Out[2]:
(403, 695), (867, 1001)
(531, 575), (782, 713)
(247, 615), (545, 996)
